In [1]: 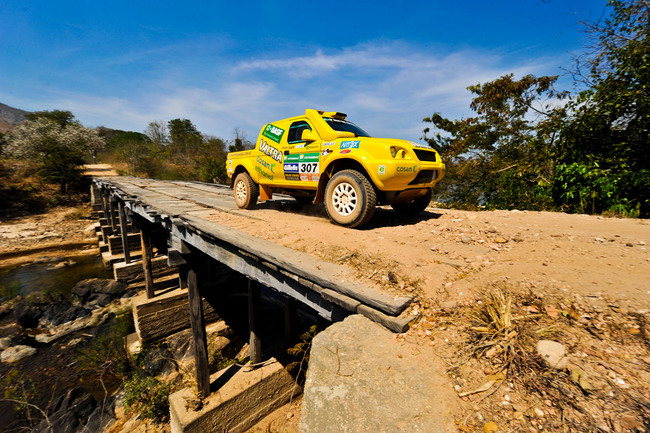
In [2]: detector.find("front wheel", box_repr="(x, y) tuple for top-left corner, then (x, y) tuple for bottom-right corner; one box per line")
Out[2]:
(391, 188), (432, 215)
(233, 172), (259, 209)
(325, 170), (377, 228)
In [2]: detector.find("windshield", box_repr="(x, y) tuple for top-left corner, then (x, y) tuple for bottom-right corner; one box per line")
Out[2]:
(324, 118), (371, 137)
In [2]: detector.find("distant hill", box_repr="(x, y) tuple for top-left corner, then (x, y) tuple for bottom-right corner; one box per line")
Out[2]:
(0, 102), (30, 132)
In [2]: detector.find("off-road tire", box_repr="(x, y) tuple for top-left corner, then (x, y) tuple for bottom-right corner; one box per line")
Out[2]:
(391, 188), (433, 215)
(325, 169), (377, 228)
(233, 172), (259, 209)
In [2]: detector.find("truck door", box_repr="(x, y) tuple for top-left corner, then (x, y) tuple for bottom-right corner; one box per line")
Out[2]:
(282, 120), (321, 187)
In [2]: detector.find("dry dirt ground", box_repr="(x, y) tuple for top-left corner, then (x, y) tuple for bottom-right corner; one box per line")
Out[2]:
(193, 198), (650, 432)
(0, 205), (99, 265)
(2, 170), (649, 431)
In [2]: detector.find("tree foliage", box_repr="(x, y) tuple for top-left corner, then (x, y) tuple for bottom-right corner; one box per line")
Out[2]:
(103, 118), (230, 183)
(4, 114), (105, 194)
(424, 0), (649, 217)
(144, 121), (169, 145)
(25, 110), (76, 128)
(423, 74), (568, 210)
(556, 0), (650, 216)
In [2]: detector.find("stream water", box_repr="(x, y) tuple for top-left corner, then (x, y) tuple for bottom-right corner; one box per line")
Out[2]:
(0, 252), (113, 298)
(0, 250), (121, 430)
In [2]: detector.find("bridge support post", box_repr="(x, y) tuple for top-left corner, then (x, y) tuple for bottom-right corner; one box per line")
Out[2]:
(118, 201), (131, 264)
(248, 279), (262, 364)
(99, 187), (108, 226)
(284, 296), (297, 343)
(101, 191), (114, 235)
(108, 197), (118, 232)
(140, 227), (155, 299)
(188, 267), (211, 398)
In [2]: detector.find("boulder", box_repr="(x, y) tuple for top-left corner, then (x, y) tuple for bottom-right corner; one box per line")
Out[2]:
(300, 314), (455, 433)
(84, 401), (117, 433)
(143, 346), (177, 376)
(31, 388), (96, 433)
(87, 293), (113, 307)
(13, 301), (42, 328)
(39, 301), (90, 327)
(49, 387), (95, 419)
(536, 340), (568, 370)
(72, 278), (126, 302)
(0, 337), (11, 350)
(165, 328), (194, 362)
(1, 345), (37, 363)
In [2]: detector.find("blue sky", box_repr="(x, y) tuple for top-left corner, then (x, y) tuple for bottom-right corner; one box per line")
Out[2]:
(1, 0), (607, 143)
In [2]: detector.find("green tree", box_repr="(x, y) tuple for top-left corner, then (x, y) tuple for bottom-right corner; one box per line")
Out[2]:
(555, 0), (650, 217)
(111, 132), (161, 177)
(423, 74), (568, 210)
(4, 117), (105, 194)
(197, 136), (228, 183)
(25, 110), (76, 128)
(168, 118), (202, 152)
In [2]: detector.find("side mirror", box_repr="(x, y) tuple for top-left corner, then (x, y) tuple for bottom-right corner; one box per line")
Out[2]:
(301, 129), (318, 143)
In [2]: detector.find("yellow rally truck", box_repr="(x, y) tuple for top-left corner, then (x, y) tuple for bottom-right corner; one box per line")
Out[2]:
(227, 109), (445, 228)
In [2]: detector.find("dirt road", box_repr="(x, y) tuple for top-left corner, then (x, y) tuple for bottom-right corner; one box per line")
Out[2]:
(202, 195), (650, 313)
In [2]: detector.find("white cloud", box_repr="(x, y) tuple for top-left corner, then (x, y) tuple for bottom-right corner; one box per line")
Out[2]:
(232, 42), (560, 140)
(21, 40), (565, 143)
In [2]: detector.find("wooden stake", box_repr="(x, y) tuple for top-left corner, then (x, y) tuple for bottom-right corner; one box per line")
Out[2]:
(140, 227), (155, 299)
(99, 188), (108, 222)
(108, 197), (117, 231)
(248, 279), (262, 364)
(101, 192), (113, 235)
(118, 201), (131, 264)
(188, 268), (210, 398)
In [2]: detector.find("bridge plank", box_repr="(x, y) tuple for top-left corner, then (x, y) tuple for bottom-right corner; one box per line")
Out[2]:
(96, 178), (413, 316)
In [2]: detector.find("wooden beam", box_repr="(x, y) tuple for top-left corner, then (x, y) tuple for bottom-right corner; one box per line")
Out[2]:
(140, 227), (155, 299)
(181, 215), (412, 316)
(248, 279), (262, 364)
(118, 201), (131, 264)
(188, 268), (210, 398)
(170, 222), (342, 320)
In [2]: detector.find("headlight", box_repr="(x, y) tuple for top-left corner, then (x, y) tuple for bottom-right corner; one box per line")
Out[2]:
(390, 146), (397, 158)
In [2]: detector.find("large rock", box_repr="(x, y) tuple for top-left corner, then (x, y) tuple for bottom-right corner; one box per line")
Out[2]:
(536, 340), (568, 370)
(72, 278), (126, 302)
(300, 314), (455, 433)
(13, 301), (42, 328)
(41, 302), (90, 326)
(1, 345), (37, 363)
(31, 388), (96, 433)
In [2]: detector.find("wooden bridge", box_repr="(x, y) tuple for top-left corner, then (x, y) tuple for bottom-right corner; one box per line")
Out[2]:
(91, 177), (414, 404)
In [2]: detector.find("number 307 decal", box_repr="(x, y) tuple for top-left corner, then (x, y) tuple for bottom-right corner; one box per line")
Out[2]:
(300, 162), (318, 173)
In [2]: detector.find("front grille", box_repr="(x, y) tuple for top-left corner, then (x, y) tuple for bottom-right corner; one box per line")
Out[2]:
(414, 149), (437, 162)
(409, 170), (436, 185)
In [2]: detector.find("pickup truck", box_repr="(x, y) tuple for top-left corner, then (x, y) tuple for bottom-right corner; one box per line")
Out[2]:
(227, 109), (445, 228)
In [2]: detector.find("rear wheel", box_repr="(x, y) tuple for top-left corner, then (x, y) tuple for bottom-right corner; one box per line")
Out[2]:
(233, 172), (259, 209)
(391, 188), (432, 215)
(325, 170), (377, 228)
